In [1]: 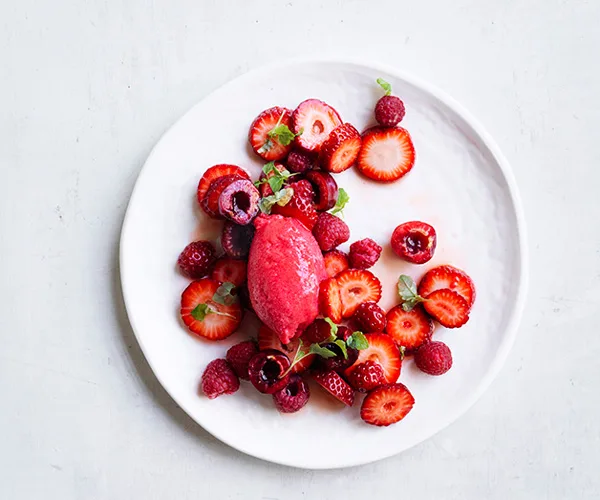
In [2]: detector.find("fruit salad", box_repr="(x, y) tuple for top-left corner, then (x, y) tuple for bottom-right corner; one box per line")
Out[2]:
(177, 79), (476, 427)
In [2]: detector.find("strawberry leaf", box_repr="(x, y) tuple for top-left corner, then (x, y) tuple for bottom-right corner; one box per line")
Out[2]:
(213, 282), (237, 306)
(329, 188), (349, 216)
(397, 275), (427, 311)
(309, 343), (337, 359)
(346, 331), (369, 350)
(377, 78), (392, 96)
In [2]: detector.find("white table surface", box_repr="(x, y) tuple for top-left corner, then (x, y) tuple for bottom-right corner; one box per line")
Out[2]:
(1, 1), (599, 498)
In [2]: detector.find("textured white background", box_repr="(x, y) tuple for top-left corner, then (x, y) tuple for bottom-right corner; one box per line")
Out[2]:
(0, 0), (598, 498)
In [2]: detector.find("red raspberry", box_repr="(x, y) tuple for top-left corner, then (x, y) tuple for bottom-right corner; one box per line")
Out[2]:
(177, 241), (216, 279)
(226, 340), (258, 380)
(347, 360), (385, 392)
(201, 359), (240, 399)
(349, 238), (382, 269)
(272, 375), (310, 413)
(375, 95), (405, 127)
(312, 212), (350, 251)
(286, 150), (315, 173)
(353, 301), (387, 332)
(414, 341), (453, 376)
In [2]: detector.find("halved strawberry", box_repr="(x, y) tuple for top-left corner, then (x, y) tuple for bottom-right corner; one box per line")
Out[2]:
(201, 174), (243, 218)
(257, 325), (314, 374)
(336, 269), (382, 318)
(385, 304), (434, 353)
(180, 279), (243, 340)
(318, 277), (343, 324)
(271, 179), (318, 230)
(210, 257), (247, 287)
(345, 333), (401, 384)
(197, 164), (250, 205)
(320, 123), (362, 173)
(360, 383), (415, 427)
(313, 370), (354, 406)
(423, 289), (470, 328)
(323, 250), (349, 278)
(418, 265), (476, 308)
(357, 127), (415, 182)
(292, 99), (342, 153)
(248, 107), (294, 161)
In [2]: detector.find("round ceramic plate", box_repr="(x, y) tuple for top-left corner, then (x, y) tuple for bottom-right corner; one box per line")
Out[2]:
(120, 59), (527, 469)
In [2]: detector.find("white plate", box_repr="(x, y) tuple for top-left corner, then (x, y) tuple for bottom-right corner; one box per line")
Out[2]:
(120, 59), (528, 469)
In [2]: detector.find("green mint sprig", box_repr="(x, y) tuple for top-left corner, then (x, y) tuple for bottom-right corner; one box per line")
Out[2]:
(329, 188), (349, 217)
(257, 112), (302, 153)
(397, 275), (427, 311)
(259, 187), (294, 214)
(377, 78), (392, 96)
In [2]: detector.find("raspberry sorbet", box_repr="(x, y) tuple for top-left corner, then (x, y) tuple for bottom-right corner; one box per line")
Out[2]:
(247, 214), (327, 344)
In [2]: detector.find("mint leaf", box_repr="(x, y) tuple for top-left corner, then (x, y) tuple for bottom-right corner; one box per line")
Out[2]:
(377, 78), (392, 96)
(334, 339), (348, 359)
(256, 163), (298, 195)
(257, 138), (274, 154)
(262, 161), (276, 175)
(213, 282), (237, 306)
(268, 175), (285, 193)
(268, 124), (297, 146)
(324, 317), (338, 340)
(346, 331), (369, 350)
(397, 275), (427, 311)
(309, 343), (337, 359)
(191, 303), (213, 321)
(259, 187), (294, 213)
(330, 188), (349, 216)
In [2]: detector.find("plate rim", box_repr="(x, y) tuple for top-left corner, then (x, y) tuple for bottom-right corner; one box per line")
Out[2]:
(119, 57), (529, 469)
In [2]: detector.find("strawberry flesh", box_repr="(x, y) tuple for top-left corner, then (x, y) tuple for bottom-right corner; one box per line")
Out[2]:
(320, 123), (361, 173)
(292, 99), (342, 153)
(248, 107), (294, 161)
(345, 333), (402, 384)
(360, 383), (415, 426)
(385, 304), (434, 353)
(313, 370), (355, 406)
(335, 269), (382, 318)
(423, 289), (470, 328)
(418, 265), (476, 308)
(357, 127), (415, 182)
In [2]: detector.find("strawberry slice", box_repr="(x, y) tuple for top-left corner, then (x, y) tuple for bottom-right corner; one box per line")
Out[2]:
(320, 123), (362, 173)
(336, 269), (382, 318)
(313, 370), (355, 406)
(360, 383), (415, 427)
(345, 333), (401, 384)
(197, 164), (250, 206)
(257, 325), (314, 374)
(292, 99), (342, 153)
(357, 127), (415, 182)
(418, 265), (476, 308)
(323, 250), (349, 278)
(423, 289), (470, 328)
(210, 257), (247, 287)
(385, 304), (434, 353)
(248, 107), (294, 161)
(201, 174), (244, 219)
(271, 179), (318, 230)
(180, 279), (243, 340)
(318, 277), (343, 324)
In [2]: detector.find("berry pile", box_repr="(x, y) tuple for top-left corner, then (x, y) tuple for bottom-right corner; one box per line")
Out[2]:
(176, 79), (476, 427)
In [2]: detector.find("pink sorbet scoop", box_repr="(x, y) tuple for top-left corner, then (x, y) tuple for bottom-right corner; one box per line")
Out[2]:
(248, 214), (327, 345)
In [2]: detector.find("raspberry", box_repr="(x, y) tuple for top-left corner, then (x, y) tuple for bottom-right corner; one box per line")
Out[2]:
(221, 221), (255, 259)
(201, 359), (240, 399)
(353, 301), (387, 332)
(312, 212), (350, 251)
(375, 95), (405, 127)
(272, 375), (310, 413)
(347, 360), (385, 392)
(414, 341), (453, 376)
(286, 150), (315, 173)
(226, 340), (258, 380)
(349, 238), (382, 269)
(177, 241), (216, 279)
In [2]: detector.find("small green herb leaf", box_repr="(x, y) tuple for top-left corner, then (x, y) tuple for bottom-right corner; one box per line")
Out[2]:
(213, 282), (238, 306)
(334, 339), (348, 359)
(191, 303), (213, 321)
(346, 331), (369, 350)
(377, 78), (392, 96)
(309, 343), (338, 359)
(268, 124), (297, 146)
(397, 275), (427, 311)
(259, 187), (294, 214)
(262, 161), (276, 175)
(257, 138), (274, 154)
(324, 317), (338, 340)
(330, 188), (349, 216)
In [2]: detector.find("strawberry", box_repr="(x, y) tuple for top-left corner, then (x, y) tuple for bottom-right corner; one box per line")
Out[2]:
(292, 99), (342, 153)
(346, 360), (385, 392)
(336, 269), (382, 318)
(360, 383), (415, 427)
(197, 164), (250, 206)
(271, 179), (318, 230)
(345, 333), (401, 384)
(320, 123), (362, 173)
(318, 277), (343, 324)
(201, 174), (243, 219)
(323, 250), (349, 278)
(356, 127), (415, 182)
(257, 325), (314, 374)
(313, 370), (355, 406)
(385, 304), (434, 353)
(418, 265), (476, 308)
(210, 257), (247, 287)
(248, 107), (294, 161)
(180, 279), (243, 340)
(423, 289), (470, 328)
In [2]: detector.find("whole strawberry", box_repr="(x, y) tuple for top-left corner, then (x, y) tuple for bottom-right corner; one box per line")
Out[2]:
(226, 340), (258, 380)
(312, 212), (350, 251)
(349, 238), (382, 269)
(414, 341), (453, 376)
(201, 359), (240, 399)
(347, 360), (385, 392)
(177, 241), (216, 279)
